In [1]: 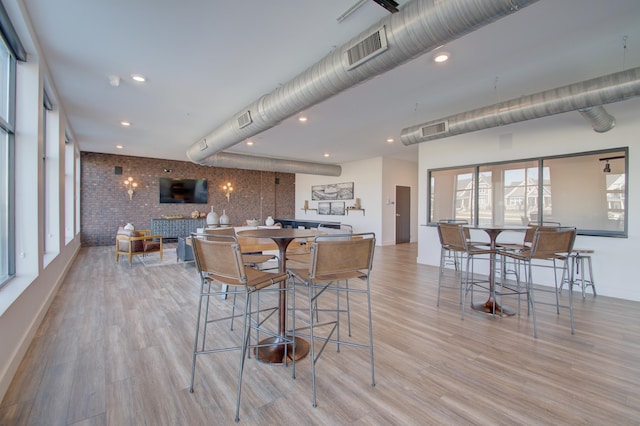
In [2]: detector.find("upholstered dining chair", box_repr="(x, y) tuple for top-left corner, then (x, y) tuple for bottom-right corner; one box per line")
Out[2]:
(287, 232), (376, 408)
(498, 226), (577, 338)
(188, 234), (290, 423)
(115, 226), (163, 265)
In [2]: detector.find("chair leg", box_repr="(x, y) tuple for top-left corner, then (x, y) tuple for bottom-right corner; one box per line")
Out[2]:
(289, 276), (297, 379)
(189, 280), (208, 393)
(365, 279), (376, 390)
(586, 255), (597, 297)
(345, 280), (352, 337)
(437, 247), (445, 306)
(565, 258), (575, 335)
(527, 261), (537, 338)
(308, 282), (318, 408)
(234, 290), (251, 423)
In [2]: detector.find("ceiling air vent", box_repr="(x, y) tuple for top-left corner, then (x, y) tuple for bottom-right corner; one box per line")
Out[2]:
(345, 26), (388, 70)
(421, 120), (449, 138)
(237, 110), (253, 129)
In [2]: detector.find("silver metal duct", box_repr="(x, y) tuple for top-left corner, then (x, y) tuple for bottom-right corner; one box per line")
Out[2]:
(197, 152), (342, 176)
(187, 0), (538, 169)
(401, 66), (640, 145)
(578, 106), (616, 133)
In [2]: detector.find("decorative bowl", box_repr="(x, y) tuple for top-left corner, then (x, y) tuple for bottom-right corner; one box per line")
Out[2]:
(246, 219), (260, 226)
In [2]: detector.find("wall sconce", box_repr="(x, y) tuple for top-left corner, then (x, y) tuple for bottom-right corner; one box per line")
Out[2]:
(124, 176), (138, 200)
(223, 182), (233, 201)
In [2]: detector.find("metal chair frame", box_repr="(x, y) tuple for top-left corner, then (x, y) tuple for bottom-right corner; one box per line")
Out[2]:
(188, 234), (290, 422)
(287, 232), (376, 408)
(436, 223), (492, 312)
(498, 227), (577, 338)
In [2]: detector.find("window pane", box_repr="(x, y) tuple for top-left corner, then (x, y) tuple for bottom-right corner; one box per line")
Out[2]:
(478, 160), (538, 225)
(0, 128), (9, 283)
(0, 43), (8, 122)
(428, 149), (626, 236)
(543, 151), (626, 234)
(429, 167), (475, 223)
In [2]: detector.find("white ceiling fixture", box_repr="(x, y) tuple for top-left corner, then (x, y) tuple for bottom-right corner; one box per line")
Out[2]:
(131, 74), (146, 83)
(433, 52), (450, 63)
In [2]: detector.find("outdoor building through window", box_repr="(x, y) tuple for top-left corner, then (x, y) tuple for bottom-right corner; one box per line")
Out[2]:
(428, 148), (628, 237)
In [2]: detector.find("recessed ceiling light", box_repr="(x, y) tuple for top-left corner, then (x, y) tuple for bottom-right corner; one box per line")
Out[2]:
(246, 140), (254, 146)
(116, 144), (124, 149)
(386, 138), (394, 143)
(434, 52), (450, 63)
(120, 121), (131, 127)
(131, 74), (147, 83)
(323, 153), (330, 158)
(298, 115), (308, 122)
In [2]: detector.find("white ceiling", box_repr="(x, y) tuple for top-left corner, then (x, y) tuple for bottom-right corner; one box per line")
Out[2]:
(17, 0), (640, 167)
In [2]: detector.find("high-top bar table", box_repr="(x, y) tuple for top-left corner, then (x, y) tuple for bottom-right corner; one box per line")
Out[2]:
(464, 224), (529, 316)
(237, 228), (323, 363)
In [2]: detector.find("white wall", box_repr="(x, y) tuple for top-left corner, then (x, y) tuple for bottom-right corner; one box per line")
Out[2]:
(417, 98), (640, 301)
(296, 157), (418, 246)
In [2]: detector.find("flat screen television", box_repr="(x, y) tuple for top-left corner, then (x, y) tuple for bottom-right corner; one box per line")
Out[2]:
(159, 178), (208, 204)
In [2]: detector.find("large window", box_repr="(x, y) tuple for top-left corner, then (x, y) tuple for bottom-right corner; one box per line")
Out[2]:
(0, 34), (15, 286)
(428, 148), (628, 237)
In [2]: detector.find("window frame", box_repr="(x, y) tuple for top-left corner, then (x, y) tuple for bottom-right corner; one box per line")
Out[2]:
(0, 36), (16, 287)
(427, 148), (629, 238)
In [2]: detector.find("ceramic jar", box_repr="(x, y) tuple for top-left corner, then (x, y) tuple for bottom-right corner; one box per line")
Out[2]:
(206, 206), (219, 226)
(265, 216), (275, 226)
(220, 209), (230, 225)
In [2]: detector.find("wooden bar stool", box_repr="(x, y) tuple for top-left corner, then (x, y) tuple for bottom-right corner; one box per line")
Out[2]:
(562, 249), (597, 298)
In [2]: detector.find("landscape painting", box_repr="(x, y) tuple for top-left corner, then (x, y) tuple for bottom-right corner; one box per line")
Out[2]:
(330, 202), (346, 215)
(318, 202), (331, 215)
(311, 182), (354, 200)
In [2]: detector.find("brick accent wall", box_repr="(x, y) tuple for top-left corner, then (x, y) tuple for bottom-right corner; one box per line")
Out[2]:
(81, 152), (295, 246)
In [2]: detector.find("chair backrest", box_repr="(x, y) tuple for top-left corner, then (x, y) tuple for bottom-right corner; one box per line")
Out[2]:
(309, 233), (375, 278)
(530, 227), (576, 259)
(203, 227), (236, 241)
(437, 223), (466, 251)
(317, 224), (353, 241)
(116, 226), (144, 251)
(191, 234), (247, 285)
(523, 224), (561, 244)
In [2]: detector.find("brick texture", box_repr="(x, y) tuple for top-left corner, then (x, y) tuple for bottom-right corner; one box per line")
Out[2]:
(81, 152), (294, 246)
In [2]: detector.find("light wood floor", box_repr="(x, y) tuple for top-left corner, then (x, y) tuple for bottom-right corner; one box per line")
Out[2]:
(1, 243), (639, 425)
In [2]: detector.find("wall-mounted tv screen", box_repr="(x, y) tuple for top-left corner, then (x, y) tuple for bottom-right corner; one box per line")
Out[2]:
(159, 178), (208, 204)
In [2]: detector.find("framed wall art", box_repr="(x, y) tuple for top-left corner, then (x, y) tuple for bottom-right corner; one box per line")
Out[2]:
(330, 202), (345, 215)
(318, 202), (331, 215)
(311, 182), (354, 200)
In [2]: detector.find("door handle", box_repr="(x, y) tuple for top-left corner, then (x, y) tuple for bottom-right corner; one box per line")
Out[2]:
(396, 214), (401, 217)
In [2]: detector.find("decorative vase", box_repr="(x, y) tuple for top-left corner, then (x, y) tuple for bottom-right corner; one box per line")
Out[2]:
(206, 206), (219, 226)
(124, 222), (134, 230)
(220, 209), (230, 225)
(265, 216), (275, 226)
